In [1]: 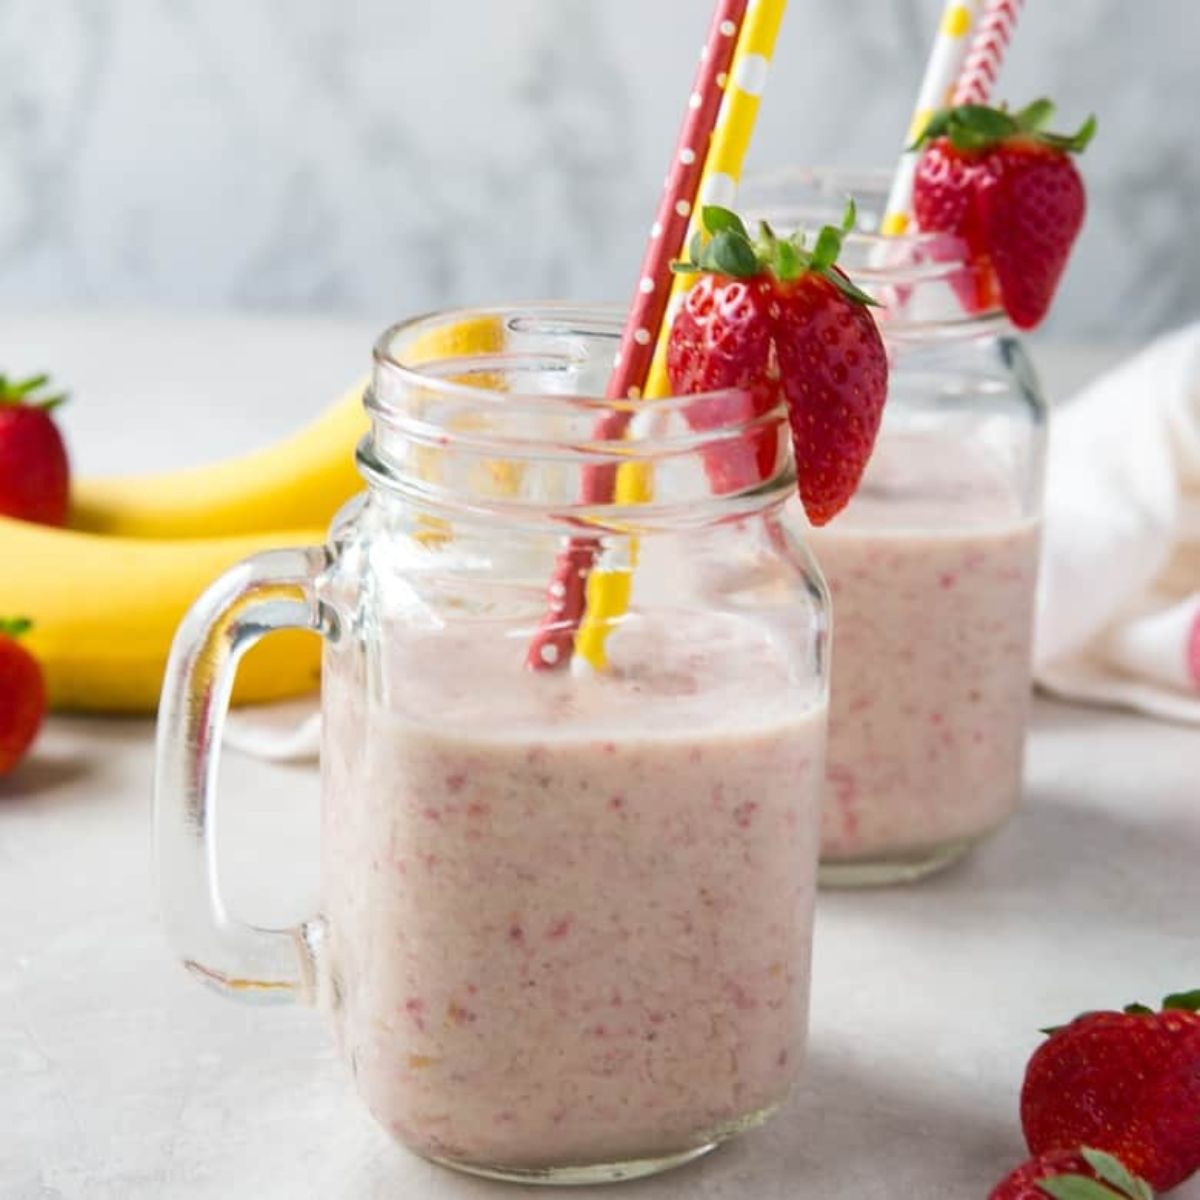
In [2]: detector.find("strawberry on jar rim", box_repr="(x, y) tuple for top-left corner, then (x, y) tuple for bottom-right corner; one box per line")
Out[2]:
(1020, 990), (1200, 1192)
(0, 373), (71, 527)
(911, 99), (1097, 330)
(667, 202), (889, 526)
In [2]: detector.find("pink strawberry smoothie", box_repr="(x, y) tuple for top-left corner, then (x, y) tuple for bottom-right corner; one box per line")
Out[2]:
(319, 613), (826, 1171)
(807, 434), (1041, 869)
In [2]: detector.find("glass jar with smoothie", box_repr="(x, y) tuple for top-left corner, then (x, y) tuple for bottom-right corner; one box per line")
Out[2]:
(154, 305), (830, 1184)
(745, 168), (1048, 887)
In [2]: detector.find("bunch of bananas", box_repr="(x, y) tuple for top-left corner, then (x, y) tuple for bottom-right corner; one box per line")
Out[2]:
(4, 313), (507, 713)
(3, 384), (367, 712)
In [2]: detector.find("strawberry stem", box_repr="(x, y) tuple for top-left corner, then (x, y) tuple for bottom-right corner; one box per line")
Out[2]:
(0, 617), (33, 639)
(672, 200), (879, 306)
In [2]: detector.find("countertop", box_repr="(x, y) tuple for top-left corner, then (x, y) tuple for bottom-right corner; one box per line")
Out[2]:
(1, 316), (1197, 1200)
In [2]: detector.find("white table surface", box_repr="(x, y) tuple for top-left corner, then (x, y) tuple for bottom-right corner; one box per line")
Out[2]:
(1, 315), (1197, 1200)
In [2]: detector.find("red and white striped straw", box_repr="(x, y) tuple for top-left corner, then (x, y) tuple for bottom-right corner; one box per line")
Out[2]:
(525, 0), (749, 671)
(950, 0), (1025, 105)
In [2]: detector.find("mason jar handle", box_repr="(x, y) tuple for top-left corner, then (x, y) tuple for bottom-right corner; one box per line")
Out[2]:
(153, 546), (332, 1005)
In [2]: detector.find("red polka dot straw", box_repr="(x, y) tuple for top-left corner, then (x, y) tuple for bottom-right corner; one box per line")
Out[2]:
(525, 0), (749, 672)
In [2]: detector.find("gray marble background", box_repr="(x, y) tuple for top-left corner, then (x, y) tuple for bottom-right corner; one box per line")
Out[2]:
(0, 0), (1195, 337)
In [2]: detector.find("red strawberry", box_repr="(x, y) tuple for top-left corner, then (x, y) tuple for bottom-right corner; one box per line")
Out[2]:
(666, 271), (782, 495)
(667, 203), (888, 524)
(772, 267), (889, 526)
(990, 1148), (1154, 1200)
(0, 374), (71, 526)
(1021, 991), (1200, 1191)
(976, 139), (1088, 330)
(912, 141), (1002, 314)
(0, 618), (46, 777)
(912, 99), (1096, 330)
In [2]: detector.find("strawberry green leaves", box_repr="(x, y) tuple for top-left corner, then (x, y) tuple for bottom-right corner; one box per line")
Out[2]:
(675, 207), (757, 277)
(1015, 98), (1057, 134)
(1038, 1177), (1145, 1200)
(1080, 1149), (1155, 1200)
(922, 102), (1019, 151)
(701, 206), (750, 239)
(1121, 991), (1200, 1018)
(0, 373), (68, 411)
(1045, 992), (1200, 1034)
(1162, 990), (1200, 1013)
(0, 617), (33, 639)
(1037, 1149), (1155, 1200)
(673, 200), (879, 307)
(912, 98), (1097, 156)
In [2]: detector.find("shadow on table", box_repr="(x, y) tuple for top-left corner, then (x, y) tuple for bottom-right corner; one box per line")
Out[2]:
(1032, 693), (1196, 735)
(324, 1042), (1017, 1200)
(964, 788), (1199, 939)
(0, 752), (93, 802)
(601, 1046), (1015, 1198)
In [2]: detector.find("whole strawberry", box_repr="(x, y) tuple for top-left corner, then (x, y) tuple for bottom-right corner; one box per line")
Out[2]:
(1021, 991), (1200, 1191)
(0, 373), (71, 526)
(0, 618), (46, 777)
(668, 203), (888, 524)
(912, 99), (1096, 330)
(990, 1147), (1154, 1200)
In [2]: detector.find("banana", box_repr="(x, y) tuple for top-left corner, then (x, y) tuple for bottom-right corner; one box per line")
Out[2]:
(69, 382), (369, 539)
(4, 514), (326, 712)
(4, 312), (508, 712)
(68, 313), (507, 541)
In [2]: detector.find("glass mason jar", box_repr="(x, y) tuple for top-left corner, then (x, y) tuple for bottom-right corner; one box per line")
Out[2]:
(154, 305), (830, 1184)
(744, 168), (1048, 887)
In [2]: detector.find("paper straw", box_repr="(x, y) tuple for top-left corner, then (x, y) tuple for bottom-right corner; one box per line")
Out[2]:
(951, 0), (1025, 105)
(525, 0), (750, 672)
(574, 0), (789, 672)
(879, 0), (983, 237)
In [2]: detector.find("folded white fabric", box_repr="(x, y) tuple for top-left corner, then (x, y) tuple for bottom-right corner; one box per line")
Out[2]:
(1035, 322), (1200, 724)
(222, 325), (1200, 762)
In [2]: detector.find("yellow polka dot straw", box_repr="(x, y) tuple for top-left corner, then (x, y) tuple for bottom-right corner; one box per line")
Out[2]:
(879, 0), (983, 237)
(573, 0), (789, 672)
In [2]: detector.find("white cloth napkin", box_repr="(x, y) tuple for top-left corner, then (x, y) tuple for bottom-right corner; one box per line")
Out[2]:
(223, 326), (1200, 762)
(1034, 322), (1200, 724)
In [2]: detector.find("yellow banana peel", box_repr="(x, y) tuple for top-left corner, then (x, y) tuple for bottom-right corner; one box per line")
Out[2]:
(5, 312), (508, 713)
(69, 382), (369, 539)
(4, 515), (326, 712)
(67, 313), (507, 541)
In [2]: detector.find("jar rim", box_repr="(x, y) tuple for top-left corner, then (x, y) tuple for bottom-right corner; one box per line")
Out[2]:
(744, 165), (951, 252)
(742, 165), (1007, 329)
(364, 303), (797, 524)
(372, 302), (769, 416)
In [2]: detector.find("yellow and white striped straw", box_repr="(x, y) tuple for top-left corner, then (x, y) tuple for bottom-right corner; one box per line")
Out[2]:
(573, 0), (788, 671)
(879, 0), (983, 236)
